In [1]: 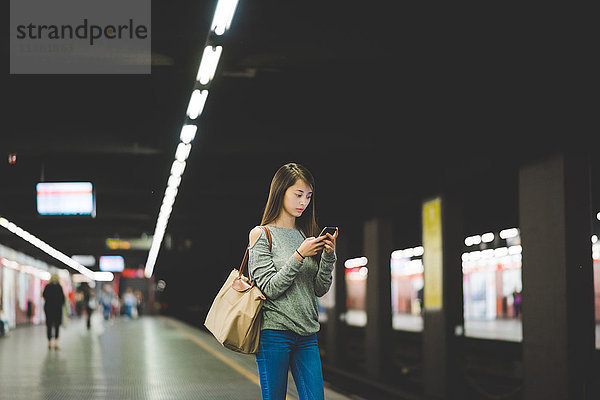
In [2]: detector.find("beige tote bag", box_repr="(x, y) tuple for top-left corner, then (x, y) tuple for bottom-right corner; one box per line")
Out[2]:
(204, 226), (272, 354)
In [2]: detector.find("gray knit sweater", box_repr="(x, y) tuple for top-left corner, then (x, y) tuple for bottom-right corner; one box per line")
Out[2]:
(248, 225), (337, 336)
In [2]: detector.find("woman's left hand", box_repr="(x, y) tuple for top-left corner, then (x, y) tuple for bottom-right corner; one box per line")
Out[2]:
(322, 228), (338, 254)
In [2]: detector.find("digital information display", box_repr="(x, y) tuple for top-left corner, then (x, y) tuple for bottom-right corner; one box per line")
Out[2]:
(36, 182), (95, 216)
(99, 255), (125, 272)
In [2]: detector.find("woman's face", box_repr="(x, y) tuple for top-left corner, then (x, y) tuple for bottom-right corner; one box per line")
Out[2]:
(281, 179), (312, 219)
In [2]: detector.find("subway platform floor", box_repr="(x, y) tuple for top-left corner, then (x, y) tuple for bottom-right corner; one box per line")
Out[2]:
(344, 311), (600, 348)
(0, 315), (355, 400)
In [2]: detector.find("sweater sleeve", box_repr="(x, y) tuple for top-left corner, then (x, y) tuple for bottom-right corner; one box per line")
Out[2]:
(248, 229), (304, 300)
(314, 250), (336, 297)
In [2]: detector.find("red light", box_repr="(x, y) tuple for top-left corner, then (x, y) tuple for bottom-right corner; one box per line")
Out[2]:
(8, 153), (17, 165)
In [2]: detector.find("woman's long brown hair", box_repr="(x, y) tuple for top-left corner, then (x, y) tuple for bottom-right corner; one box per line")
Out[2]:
(260, 163), (321, 262)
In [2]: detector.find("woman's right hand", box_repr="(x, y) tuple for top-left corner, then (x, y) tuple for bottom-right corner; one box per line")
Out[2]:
(296, 236), (325, 259)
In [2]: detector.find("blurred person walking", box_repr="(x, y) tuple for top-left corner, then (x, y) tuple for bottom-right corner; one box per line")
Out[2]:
(248, 162), (338, 400)
(513, 289), (522, 318)
(42, 274), (65, 349)
(99, 284), (115, 321)
(134, 289), (144, 317)
(417, 286), (424, 315)
(122, 288), (137, 319)
(81, 283), (94, 330)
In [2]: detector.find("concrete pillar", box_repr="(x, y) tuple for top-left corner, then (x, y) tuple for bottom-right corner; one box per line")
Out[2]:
(421, 192), (464, 399)
(364, 217), (394, 381)
(519, 152), (595, 400)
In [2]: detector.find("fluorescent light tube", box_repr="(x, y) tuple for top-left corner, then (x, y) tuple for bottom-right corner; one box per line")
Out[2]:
(175, 143), (192, 162)
(481, 232), (495, 243)
(180, 125), (197, 144)
(170, 160), (186, 177)
(167, 175), (181, 188)
(187, 90), (209, 119)
(211, 0), (239, 35)
(196, 46), (223, 85)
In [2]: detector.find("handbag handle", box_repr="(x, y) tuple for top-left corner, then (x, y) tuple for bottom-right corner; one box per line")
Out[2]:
(238, 226), (272, 280)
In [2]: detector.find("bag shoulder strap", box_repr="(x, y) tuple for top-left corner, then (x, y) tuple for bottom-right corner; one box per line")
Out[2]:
(238, 226), (272, 279)
(261, 226), (273, 251)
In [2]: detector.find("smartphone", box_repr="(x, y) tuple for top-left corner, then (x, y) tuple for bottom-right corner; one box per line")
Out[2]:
(319, 226), (337, 237)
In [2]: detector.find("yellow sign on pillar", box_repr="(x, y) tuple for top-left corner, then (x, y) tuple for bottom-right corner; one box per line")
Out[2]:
(422, 197), (443, 310)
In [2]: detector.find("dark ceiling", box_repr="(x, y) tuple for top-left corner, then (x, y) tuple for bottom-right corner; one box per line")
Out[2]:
(1, 1), (596, 279)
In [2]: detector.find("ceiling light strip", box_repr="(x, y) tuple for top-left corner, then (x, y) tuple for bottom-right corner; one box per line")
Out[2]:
(0, 216), (113, 281)
(144, 0), (240, 278)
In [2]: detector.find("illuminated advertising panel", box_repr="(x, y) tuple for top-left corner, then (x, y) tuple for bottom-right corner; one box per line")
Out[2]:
(423, 197), (443, 310)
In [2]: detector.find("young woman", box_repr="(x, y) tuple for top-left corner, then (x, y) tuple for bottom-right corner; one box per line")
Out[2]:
(248, 162), (338, 400)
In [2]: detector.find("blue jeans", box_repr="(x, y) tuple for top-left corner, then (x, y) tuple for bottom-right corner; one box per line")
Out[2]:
(255, 329), (325, 400)
(102, 303), (111, 320)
